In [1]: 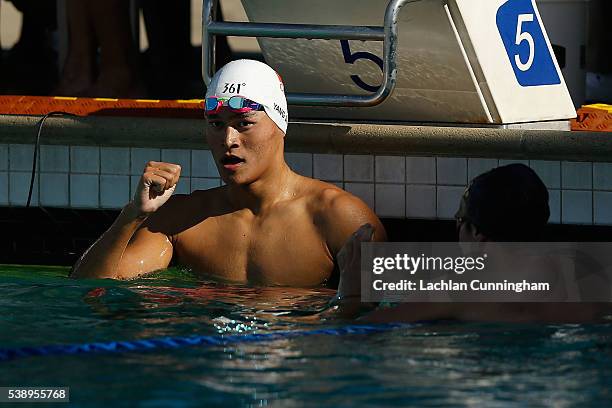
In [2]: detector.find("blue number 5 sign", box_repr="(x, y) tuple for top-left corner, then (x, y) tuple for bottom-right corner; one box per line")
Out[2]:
(496, 0), (560, 87)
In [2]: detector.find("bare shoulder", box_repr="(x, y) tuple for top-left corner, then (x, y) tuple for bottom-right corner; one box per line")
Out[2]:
(143, 185), (229, 236)
(302, 178), (387, 254)
(312, 180), (370, 217)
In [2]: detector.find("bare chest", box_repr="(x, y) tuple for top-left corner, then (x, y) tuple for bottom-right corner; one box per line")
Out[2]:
(174, 210), (334, 286)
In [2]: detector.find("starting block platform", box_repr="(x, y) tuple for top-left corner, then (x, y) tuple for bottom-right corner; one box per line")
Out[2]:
(234, 0), (576, 126)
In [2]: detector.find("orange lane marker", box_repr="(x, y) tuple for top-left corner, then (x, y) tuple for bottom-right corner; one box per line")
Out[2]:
(571, 104), (612, 132)
(0, 95), (205, 119)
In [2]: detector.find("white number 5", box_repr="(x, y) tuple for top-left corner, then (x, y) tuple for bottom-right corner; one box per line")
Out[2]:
(514, 13), (535, 72)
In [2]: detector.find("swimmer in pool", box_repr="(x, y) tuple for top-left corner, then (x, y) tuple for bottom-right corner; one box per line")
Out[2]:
(331, 165), (611, 323)
(71, 59), (386, 285)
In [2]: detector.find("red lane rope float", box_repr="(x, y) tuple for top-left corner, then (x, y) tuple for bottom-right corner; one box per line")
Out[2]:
(0, 95), (205, 119)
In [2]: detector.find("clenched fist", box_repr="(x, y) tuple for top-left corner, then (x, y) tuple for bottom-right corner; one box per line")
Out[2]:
(132, 161), (181, 214)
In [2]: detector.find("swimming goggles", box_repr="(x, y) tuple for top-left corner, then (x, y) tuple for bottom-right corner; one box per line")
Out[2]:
(205, 96), (263, 115)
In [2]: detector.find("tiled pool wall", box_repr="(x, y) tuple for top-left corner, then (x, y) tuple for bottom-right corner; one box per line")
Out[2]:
(1, 143), (612, 225)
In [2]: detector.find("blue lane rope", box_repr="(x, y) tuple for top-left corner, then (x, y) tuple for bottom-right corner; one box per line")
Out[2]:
(0, 324), (408, 362)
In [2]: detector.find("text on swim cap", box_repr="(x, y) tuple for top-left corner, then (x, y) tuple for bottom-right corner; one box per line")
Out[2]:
(274, 103), (287, 122)
(223, 83), (246, 94)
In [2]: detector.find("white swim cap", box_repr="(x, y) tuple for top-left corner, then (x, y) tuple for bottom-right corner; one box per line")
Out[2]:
(206, 59), (288, 133)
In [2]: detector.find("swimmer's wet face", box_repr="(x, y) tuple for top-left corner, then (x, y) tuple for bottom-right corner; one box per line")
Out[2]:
(206, 108), (285, 185)
(204, 59), (290, 185)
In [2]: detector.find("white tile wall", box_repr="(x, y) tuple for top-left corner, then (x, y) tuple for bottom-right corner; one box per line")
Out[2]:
(562, 162), (592, 190)
(437, 186), (465, 219)
(562, 190), (592, 225)
(285, 152), (313, 177)
(0, 172), (7, 205)
(40, 173), (69, 206)
(9, 144), (34, 171)
(71, 146), (100, 174)
(130, 148), (161, 175)
(406, 157), (436, 184)
(375, 184), (405, 217)
(376, 156), (405, 183)
(191, 177), (221, 191)
(468, 158), (498, 181)
(313, 154), (343, 181)
(191, 150), (219, 177)
(40, 145), (69, 172)
(530, 160), (561, 190)
(101, 147), (130, 174)
(9, 172), (38, 205)
(593, 163), (612, 191)
(594, 192), (612, 225)
(344, 183), (374, 210)
(161, 149), (191, 177)
(437, 158), (467, 186)
(70, 174), (99, 208)
(548, 190), (561, 224)
(344, 155), (373, 182)
(3, 142), (612, 228)
(0, 144), (8, 171)
(406, 185), (436, 219)
(100, 175), (130, 208)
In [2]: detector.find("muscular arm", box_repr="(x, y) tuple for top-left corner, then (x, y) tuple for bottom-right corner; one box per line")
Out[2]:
(71, 161), (181, 279)
(316, 188), (386, 316)
(70, 202), (173, 279)
(318, 188), (387, 257)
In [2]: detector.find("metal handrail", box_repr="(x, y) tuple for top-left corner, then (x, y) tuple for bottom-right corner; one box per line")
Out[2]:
(202, 0), (412, 107)
(208, 22), (385, 41)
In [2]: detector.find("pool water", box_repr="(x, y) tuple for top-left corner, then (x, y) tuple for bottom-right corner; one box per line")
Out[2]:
(2, 265), (612, 407)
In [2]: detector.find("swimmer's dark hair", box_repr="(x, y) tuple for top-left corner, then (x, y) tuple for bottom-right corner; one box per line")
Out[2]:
(461, 163), (550, 241)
